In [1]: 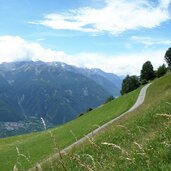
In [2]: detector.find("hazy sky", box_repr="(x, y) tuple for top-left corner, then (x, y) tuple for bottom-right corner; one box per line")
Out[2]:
(0, 0), (171, 75)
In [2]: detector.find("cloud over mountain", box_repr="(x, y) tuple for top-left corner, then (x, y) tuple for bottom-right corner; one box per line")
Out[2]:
(0, 35), (166, 75)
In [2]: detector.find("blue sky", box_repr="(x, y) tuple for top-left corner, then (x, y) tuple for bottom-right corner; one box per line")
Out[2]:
(0, 0), (171, 75)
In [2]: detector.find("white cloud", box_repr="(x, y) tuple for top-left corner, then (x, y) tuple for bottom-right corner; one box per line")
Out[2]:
(75, 51), (166, 76)
(0, 35), (69, 63)
(0, 35), (166, 76)
(32, 0), (171, 35)
(132, 36), (171, 45)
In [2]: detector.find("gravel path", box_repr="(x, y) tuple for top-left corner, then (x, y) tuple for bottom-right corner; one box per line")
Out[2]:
(28, 83), (151, 170)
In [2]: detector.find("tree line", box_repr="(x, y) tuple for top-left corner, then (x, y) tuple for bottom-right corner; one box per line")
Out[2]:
(121, 47), (171, 95)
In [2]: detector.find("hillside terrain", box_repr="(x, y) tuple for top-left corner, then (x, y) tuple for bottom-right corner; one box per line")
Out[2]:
(42, 73), (171, 171)
(2, 67), (170, 171)
(0, 61), (122, 137)
(0, 82), (139, 171)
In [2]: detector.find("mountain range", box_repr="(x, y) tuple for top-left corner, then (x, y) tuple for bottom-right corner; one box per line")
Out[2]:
(0, 61), (122, 137)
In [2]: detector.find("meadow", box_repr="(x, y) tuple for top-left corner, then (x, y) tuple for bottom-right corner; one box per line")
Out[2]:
(41, 73), (171, 171)
(0, 83), (140, 171)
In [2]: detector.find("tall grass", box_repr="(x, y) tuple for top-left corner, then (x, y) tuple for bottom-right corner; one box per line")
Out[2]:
(41, 73), (171, 171)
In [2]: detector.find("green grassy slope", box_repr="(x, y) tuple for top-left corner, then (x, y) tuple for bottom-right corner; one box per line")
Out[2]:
(43, 73), (171, 171)
(0, 86), (140, 171)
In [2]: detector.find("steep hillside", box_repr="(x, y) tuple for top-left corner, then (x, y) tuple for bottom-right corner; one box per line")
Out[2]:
(0, 61), (122, 137)
(0, 83), (140, 171)
(43, 73), (171, 171)
(0, 75), (23, 122)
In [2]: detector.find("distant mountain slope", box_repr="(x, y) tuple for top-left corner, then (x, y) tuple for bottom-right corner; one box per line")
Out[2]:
(0, 74), (23, 122)
(0, 61), (121, 136)
(79, 68), (122, 96)
(55, 63), (122, 96)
